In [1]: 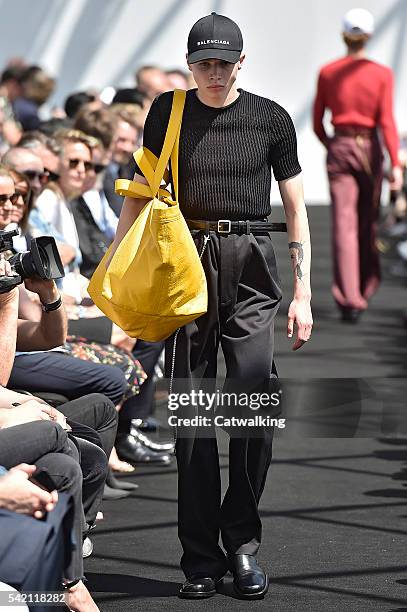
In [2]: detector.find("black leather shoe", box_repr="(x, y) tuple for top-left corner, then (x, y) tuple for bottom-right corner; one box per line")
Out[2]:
(340, 307), (362, 323)
(178, 576), (221, 599)
(116, 434), (172, 466)
(230, 554), (269, 599)
(130, 426), (175, 453)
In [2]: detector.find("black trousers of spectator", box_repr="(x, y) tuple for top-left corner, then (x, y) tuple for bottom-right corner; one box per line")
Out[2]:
(0, 422), (84, 582)
(0, 493), (74, 612)
(165, 231), (282, 580)
(61, 393), (117, 524)
(119, 340), (165, 427)
(9, 352), (128, 406)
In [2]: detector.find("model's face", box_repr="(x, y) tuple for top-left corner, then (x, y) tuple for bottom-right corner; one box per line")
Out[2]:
(188, 57), (244, 99)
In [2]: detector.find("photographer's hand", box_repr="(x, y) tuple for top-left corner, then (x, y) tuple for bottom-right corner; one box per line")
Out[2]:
(0, 254), (19, 305)
(0, 254), (19, 385)
(23, 278), (59, 304)
(17, 278), (67, 351)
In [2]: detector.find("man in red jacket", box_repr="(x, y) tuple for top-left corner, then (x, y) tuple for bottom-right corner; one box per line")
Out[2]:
(313, 8), (402, 322)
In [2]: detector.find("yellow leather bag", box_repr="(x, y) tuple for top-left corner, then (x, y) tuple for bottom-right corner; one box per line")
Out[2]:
(88, 89), (208, 341)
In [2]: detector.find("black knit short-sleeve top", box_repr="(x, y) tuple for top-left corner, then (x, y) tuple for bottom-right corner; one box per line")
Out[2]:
(135, 88), (301, 220)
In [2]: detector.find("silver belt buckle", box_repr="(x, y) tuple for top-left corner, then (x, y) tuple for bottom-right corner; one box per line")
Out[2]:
(217, 219), (232, 234)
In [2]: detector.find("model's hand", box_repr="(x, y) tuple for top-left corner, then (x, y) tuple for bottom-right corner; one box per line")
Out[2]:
(388, 166), (403, 191)
(287, 297), (313, 350)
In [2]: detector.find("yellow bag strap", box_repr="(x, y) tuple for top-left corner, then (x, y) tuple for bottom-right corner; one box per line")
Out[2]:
(136, 89), (185, 197)
(170, 117), (181, 202)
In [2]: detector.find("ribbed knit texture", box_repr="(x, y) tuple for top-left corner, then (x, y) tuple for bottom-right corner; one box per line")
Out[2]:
(136, 89), (302, 220)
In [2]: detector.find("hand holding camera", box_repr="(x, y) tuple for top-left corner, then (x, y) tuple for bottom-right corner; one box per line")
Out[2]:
(0, 229), (64, 295)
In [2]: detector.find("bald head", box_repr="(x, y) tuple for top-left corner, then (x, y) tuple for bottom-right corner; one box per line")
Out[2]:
(2, 147), (45, 194)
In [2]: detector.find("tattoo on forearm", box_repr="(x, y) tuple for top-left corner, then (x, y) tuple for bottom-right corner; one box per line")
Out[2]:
(289, 241), (304, 280)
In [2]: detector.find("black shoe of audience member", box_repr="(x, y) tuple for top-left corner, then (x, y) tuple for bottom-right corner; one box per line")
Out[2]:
(106, 468), (139, 491)
(130, 425), (175, 453)
(116, 434), (172, 466)
(178, 576), (222, 599)
(103, 484), (131, 500)
(340, 307), (362, 323)
(229, 554), (269, 599)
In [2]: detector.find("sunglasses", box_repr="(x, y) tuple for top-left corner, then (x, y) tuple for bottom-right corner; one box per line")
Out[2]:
(44, 168), (60, 182)
(12, 190), (30, 207)
(68, 158), (94, 172)
(21, 169), (50, 185)
(0, 193), (20, 206)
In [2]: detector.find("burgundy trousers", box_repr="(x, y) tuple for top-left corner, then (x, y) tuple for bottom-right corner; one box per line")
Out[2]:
(327, 132), (383, 310)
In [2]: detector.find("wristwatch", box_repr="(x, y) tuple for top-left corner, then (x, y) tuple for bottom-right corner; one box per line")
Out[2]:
(41, 294), (62, 313)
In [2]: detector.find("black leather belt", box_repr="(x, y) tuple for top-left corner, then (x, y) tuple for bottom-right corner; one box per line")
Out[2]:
(186, 219), (287, 235)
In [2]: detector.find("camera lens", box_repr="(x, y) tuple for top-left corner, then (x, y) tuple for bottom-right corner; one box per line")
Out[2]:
(38, 244), (51, 278)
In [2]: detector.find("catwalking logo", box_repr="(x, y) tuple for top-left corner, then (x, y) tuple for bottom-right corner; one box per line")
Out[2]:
(167, 389), (285, 429)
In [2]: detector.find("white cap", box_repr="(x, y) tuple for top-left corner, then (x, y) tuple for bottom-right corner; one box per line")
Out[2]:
(343, 8), (374, 37)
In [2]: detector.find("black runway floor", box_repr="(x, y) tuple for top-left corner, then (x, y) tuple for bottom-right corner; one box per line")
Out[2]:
(86, 206), (407, 612)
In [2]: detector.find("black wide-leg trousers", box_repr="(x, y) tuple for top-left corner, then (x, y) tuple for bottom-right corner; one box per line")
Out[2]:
(165, 230), (282, 580)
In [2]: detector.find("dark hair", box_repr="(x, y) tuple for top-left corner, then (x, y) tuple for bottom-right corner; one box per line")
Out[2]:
(0, 65), (25, 85)
(111, 88), (146, 107)
(64, 91), (96, 119)
(19, 66), (55, 105)
(73, 107), (115, 150)
(343, 33), (369, 52)
(38, 117), (73, 137)
(18, 130), (62, 157)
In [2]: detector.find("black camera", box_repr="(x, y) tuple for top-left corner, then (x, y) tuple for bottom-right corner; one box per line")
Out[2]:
(0, 229), (64, 294)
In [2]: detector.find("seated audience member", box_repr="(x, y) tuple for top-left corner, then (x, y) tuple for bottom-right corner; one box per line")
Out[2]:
(0, 258), (102, 611)
(1, 146), (80, 271)
(64, 92), (98, 120)
(12, 66), (55, 132)
(165, 68), (189, 90)
(3, 168), (34, 251)
(0, 460), (75, 609)
(18, 130), (62, 182)
(111, 87), (146, 108)
(35, 129), (95, 247)
(0, 65), (24, 147)
(134, 65), (169, 103)
(102, 108), (139, 216)
(73, 107), (118, 259)
(34, 129), (97, 300)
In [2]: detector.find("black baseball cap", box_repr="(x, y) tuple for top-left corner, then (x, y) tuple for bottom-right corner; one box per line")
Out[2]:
(187, 12), (243, 64)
